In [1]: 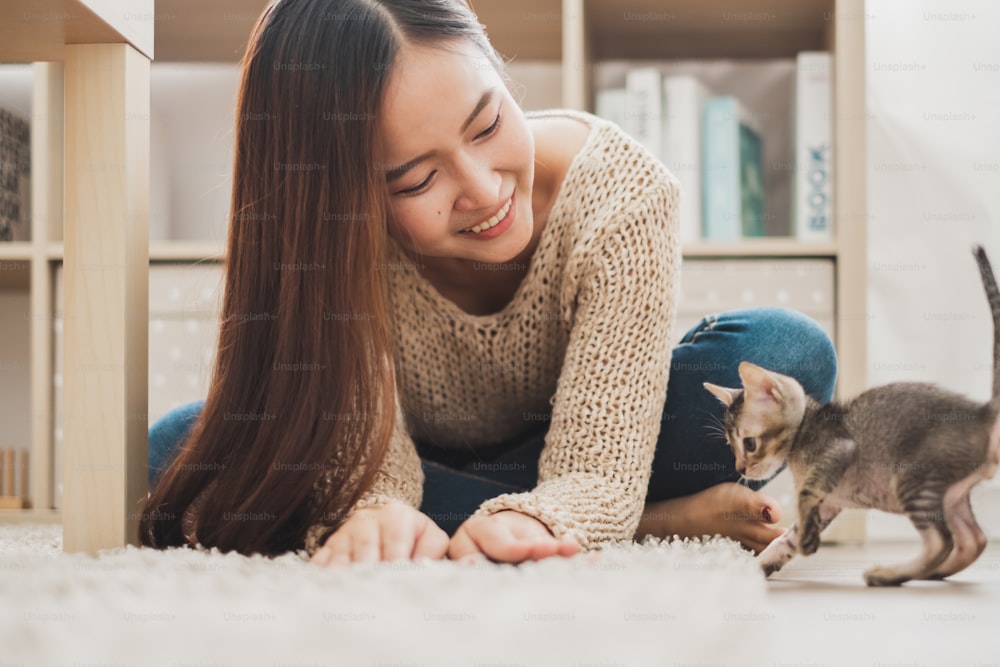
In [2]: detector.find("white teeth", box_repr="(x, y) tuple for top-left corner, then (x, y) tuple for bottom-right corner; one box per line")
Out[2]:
(464, 198), (512, 234)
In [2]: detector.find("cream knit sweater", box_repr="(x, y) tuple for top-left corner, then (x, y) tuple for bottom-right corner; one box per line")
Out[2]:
(306, 110), (681, 554)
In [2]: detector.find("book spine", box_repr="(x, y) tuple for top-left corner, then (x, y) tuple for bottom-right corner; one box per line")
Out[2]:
(739, 116), (766, 237)
(624, 67), (664, 161)
(794, 52), (834, 242)
(595, 88), (629, 131)
(702, 97), (740, 241)
(663, 76), (708, 244)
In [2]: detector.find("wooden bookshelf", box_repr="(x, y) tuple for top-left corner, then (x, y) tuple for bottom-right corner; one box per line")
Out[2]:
(1, 0), (870, 547)
(0, 0), (154, 554)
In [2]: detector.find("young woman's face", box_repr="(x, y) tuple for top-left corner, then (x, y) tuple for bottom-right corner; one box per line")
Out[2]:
(378, 39), (535, 270)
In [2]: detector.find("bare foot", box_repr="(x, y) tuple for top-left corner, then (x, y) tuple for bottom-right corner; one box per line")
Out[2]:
(636, 483), (784, 553)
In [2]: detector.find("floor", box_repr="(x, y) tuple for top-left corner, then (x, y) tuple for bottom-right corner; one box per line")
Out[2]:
(764, 541), (999, 666)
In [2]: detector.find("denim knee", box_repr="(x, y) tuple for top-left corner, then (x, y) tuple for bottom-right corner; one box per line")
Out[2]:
(149, 399), (205, 486)
(743, 307), (838, 403)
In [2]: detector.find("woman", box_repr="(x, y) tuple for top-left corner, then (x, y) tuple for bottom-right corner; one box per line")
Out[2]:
(140, 0), (837, 565)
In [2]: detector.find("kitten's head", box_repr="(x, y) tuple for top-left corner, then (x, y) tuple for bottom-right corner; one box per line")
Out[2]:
(703, 361), (807, 480)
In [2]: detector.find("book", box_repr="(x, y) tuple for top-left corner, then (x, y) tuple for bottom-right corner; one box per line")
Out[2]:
(662, 75), (712, 244)
(793, 52), (834, 242)
(0, 108), (30, 242)
(624, 67), (664, 161)
(595, 87), (628, 131)
(701, 96), (766, 240)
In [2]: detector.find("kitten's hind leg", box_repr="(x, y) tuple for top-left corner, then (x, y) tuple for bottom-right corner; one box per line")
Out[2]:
(926, 488), (988, 580)
(864, 493), (953, 586)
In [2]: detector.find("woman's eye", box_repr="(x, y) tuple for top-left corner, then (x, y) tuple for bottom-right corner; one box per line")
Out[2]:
(744, 437), (757, 453)
(475, 111), (501, 140)
(398, 171), (435, 196)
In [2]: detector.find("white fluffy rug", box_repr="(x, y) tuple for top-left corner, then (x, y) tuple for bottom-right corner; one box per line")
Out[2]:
(0, 524), (774, 666)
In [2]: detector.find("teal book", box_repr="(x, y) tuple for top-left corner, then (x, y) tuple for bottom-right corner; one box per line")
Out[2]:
(701, 96), (766, 240)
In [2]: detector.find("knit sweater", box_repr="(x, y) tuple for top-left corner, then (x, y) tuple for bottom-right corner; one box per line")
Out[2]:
(305, 109), (681, 554)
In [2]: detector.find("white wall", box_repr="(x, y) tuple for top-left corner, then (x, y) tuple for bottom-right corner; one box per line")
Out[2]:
(151, 64), (241, 243)
(867, 0), (1000, 538)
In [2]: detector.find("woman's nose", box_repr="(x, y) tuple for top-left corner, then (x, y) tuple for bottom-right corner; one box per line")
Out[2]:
(453, 157), (501, 212)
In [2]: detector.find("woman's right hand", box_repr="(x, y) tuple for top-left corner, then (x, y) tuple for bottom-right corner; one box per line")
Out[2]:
(310, 500), (450, 567)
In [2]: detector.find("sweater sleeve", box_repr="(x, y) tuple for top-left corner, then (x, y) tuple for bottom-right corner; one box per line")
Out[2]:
(303, 391), (424, 555)
(471, 178), (681, 549)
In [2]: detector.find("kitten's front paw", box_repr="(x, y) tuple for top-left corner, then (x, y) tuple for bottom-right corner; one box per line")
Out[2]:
(757, 537), (794, 578)
(760, 560), (784, 577)
(797, 530), (821, 556)
(863, 566), (910, 587)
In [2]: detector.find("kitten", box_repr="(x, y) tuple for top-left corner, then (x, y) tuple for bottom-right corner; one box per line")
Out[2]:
(703, 245), (1000, 586)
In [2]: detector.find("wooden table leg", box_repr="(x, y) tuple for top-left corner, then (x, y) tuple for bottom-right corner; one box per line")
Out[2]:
(62, 43), (149, 554)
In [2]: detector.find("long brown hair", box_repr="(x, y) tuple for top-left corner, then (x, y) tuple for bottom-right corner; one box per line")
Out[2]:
(139, 0), (505, 555)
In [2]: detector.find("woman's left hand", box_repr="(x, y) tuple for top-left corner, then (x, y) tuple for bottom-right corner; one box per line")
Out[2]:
(448, 510), (580, 564)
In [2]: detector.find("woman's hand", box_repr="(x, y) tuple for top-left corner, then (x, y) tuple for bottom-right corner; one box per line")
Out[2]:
(637, 482), (783, 554)
(448, 510), (580, 564)
(310, 500), (449, 567)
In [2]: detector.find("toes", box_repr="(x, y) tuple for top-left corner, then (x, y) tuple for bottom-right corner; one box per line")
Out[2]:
(732, 486), (782, 524)
(864, 566), (910, 587)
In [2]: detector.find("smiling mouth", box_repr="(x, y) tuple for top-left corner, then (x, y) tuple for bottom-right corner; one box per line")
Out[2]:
(461, 197), (513, 234)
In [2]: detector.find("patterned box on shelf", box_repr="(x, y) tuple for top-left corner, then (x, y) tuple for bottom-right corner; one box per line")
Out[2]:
(675, 259), (835, 342)
(52, 264), (223, 507)
(0, 108), (30, 242)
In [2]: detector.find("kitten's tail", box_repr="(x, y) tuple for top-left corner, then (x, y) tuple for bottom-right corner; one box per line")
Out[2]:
(974, 245), (1000, 409)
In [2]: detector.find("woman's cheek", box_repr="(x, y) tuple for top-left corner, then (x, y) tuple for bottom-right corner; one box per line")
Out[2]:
(393, 199), (444, 243)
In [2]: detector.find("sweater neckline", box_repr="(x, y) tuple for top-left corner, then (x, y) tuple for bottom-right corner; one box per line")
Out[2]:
(401, 109), (602, 324)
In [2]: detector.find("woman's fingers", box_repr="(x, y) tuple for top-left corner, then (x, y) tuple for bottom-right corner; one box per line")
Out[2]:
(446, 525), (483, 561)
(411, 518), (450, 561)
(311, 502), (450, 567)
(452, 512), (579, 563)
(380, 511), (416, 563)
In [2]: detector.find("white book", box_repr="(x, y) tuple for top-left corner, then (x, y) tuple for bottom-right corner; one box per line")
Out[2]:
(662, 75), (712, 244)
(624, 67), (664, 161)
(794, 52), (834, 242)
(595, 87), (628, 131)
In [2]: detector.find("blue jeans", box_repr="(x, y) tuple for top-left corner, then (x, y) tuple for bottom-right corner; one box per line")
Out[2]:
(148, 307), (837, 536)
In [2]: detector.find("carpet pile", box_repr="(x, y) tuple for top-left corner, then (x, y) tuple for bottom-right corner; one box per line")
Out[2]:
(0, 524), (773, 666)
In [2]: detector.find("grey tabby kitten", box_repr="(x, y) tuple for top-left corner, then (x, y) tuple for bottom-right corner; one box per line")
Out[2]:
(703, 245), (1000, 586)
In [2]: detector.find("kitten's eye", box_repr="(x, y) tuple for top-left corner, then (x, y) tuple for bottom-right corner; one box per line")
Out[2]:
(744, 437), (757, 453)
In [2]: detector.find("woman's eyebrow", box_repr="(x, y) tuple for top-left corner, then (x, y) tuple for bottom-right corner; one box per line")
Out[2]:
(385, 87), (497, 183)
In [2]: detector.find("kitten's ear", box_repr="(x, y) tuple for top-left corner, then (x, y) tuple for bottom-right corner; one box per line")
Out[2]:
(738, 361), (784, 404)
(703, 382), (740, 406)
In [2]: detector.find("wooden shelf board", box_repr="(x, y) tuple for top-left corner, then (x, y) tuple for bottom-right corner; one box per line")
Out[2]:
(153, 0), (562, 63)
(149, 241), (225, 262)
(0, 0), (153, 63)
(0, 508), (61, 524)
(0, 243), (34, 261)
(588, 0), (835, 59)
(683, 238), (838, 258)
(47, 242), (226, 262)
(45, 239), (839, 261)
